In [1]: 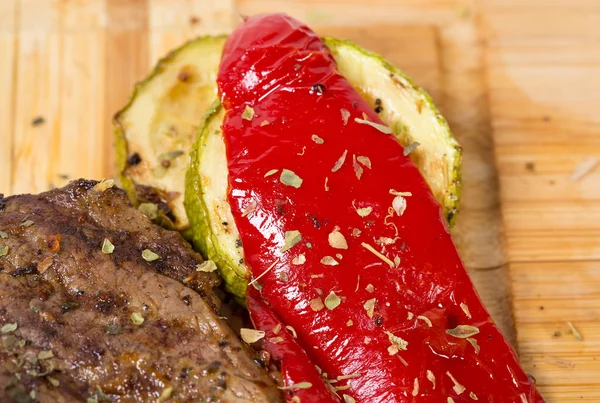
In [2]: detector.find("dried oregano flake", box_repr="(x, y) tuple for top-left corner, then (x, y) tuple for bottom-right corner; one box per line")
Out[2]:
(1, 323), (18, 333)
(101, 238), (114, 254)
(354, 117), (393, 134)
(242, 199), (258, 217)
(325, 291), (341, 310)
(363, 298), (376, 318)
(352, 200), (372, 217)
(310, 298), (325, 312)
(196, 260), (217, 272)
(467, 337), (480, 354)
(343, 395), (356, 403)
(331, 150), (348, 172)
(141, 249), (160, 262)
(403, 141), (421, 156)
(392, 195), (407, 216)
(385, 331), (408, 355)
(138, 203), (158, 220)
(328, 228), (348, 250)
(241, 105), (255, 121)
(340, 108), (351, 125)
(412, 378), (419, 396)
(426, 370), (436, 389)
(278, 382), (312, 390)
(92, 179), (114, 192)
(292, 254), (306, 265)
(446, 371), (466, 395)
(240, 328), (265, 343)
(47, 377), (60, 387)
(352, 155), (364, 180)
(157, 387), (173, 403)
(356, 206), (372, 217)
(389, 189), (412, 197)
(320, 256), (339, 266)
(131, 312), (144, 325)
(460, 302), (472, 319)
(280, 230), (302, 253)
(280, 169), (303, 188)
(357, 156), (371, 169)
(338, 373), (361, 381)
(311, 134), (324, 144)
(446, 325), (480, 338)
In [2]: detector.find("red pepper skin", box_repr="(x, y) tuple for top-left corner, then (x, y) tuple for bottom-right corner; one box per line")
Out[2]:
(218, 13), (544, 403)
(247, 287), (340, 402)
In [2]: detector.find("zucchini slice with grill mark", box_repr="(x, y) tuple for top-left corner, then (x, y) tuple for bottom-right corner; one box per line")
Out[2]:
(114, 35), (227, 231)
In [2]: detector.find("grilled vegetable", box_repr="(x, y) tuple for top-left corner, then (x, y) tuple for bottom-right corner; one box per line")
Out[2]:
(185, 39), (461, 298)
(118, 34), (460, 235)
(206, 13), (543, 402)
(185, 102), (248, 296)
(246, 287), (339, 402)
(324, 37), (461, 225)
(114, 35), (226, 231)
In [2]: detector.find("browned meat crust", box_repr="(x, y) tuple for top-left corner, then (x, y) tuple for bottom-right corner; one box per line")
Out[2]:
(0, 180), (281, 402)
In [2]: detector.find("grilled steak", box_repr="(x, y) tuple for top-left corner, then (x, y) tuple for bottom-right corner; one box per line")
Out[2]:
(0, 180), (281, 402)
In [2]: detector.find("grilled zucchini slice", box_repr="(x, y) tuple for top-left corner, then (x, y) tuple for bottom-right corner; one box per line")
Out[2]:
(114, 36), (227, 232)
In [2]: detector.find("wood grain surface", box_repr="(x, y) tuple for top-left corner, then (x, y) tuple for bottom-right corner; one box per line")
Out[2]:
(1, 0), (599, 401)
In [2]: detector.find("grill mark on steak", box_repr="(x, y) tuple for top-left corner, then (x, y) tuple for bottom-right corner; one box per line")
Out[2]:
(0, 180), (281, 402)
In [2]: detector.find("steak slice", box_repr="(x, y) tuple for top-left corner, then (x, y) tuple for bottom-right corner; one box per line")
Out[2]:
(0, 180), (281, 402)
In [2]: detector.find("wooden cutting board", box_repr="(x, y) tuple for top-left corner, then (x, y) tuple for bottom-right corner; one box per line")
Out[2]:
(1, 0), (599, 401)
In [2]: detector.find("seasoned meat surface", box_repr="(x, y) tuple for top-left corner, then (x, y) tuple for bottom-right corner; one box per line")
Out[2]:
(0, 180), (281, 402)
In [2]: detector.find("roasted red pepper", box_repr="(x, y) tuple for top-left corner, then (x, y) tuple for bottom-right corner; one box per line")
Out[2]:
(247, 287), (339, 402)
(218, 13), (544, 402)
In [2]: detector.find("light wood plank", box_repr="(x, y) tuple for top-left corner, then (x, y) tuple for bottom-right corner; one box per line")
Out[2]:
(104, 0), (151, 180)
(512, 260), (600, 297)
(0, 0), (17, 194)
(317, 25), (442, 101)
(11, 0), (62, 195)
(3, 0), (599, 399)
(483, 1), (600, 399)
(481, 2), (600, 42)
(438, 17), (513, 339)
(148, 0), (234, 63)
(55, 0), (107, 188)
(235, 0), (465, 27)
(500, 201), (600, 262)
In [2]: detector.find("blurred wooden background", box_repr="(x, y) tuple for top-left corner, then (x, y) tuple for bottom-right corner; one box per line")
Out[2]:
(1, 1), (599, 400)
